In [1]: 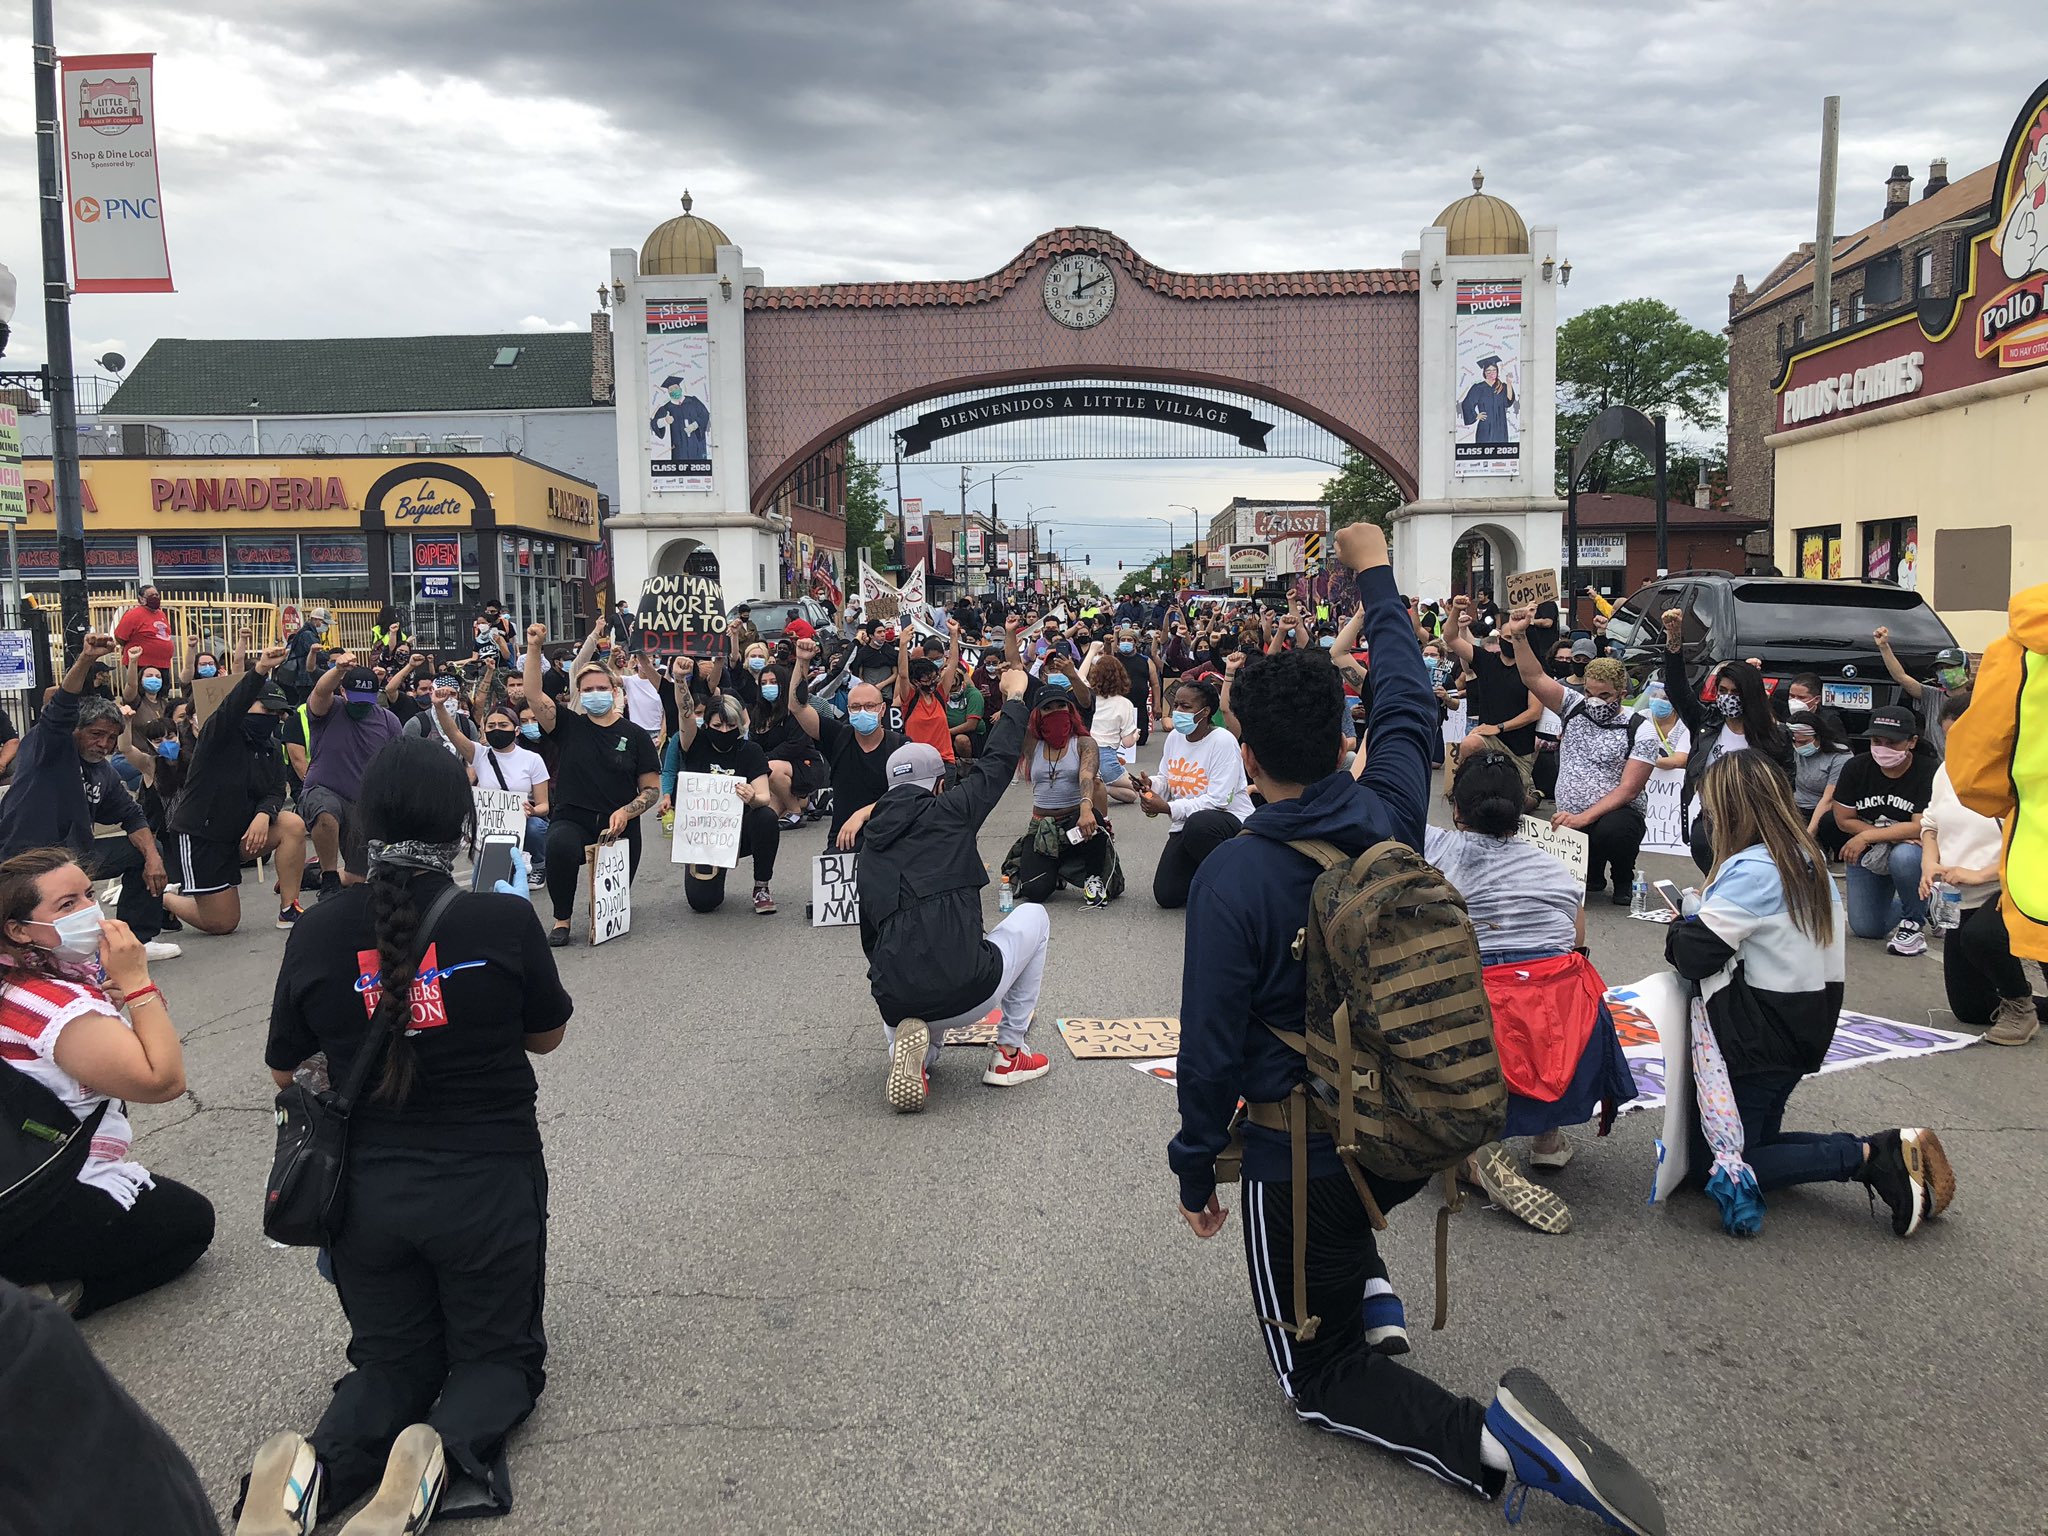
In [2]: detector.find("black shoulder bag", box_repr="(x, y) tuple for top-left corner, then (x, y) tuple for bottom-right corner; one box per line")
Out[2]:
(263, 885), (461, 1247)
(0, 1057), (109, 1248)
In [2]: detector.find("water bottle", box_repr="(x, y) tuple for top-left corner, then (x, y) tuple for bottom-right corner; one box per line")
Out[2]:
(999, 876), (1014, 914)
(1931, 881), (1962, 931)
(1629, 872), (1647, 919)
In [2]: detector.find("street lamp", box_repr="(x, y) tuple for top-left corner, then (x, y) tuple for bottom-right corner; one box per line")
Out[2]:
(1167, 502), (1201, 587)
(965, 466), (1022, 597)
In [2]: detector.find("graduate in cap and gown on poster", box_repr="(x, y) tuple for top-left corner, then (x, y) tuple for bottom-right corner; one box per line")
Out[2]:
(1460, 355), (1518, 444)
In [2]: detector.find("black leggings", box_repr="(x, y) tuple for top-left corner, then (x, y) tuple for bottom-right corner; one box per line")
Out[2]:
(1154, 808), (1244, 909)
(1013, 824), (1111, 903)
(1582, 805), (1647, 890)
(1943, 899), (2034, 1025)
(0, 1173), (215, 1319)
(543, 807), (643, 924)
(683, 805), (781, 911)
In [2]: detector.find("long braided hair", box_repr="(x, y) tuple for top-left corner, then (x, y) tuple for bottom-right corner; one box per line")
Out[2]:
(355, 737), (475, 1105)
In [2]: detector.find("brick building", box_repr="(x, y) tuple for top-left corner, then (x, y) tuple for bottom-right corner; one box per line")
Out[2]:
(1565, 492), (1762, 601)
(1725, 158), (1995, 527)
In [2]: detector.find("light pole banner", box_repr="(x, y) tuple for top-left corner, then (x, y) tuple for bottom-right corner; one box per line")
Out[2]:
(60, 54), (173, 294)
(1453, 281), (1521, 477)
(646, 300), (713, 490)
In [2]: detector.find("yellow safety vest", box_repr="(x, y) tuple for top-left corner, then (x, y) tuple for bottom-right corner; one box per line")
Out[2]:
(2008, 651), (2048, 924)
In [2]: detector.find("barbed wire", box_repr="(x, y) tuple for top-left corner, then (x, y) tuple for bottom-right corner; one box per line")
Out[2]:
(13, 426), (530, 457)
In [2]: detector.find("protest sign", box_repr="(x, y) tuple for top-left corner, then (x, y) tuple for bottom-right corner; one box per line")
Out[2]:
(588, 839), (631, 944)
(472, 787), (526, 841)
(940, 1006), (1003, 1047)
(1441, 700), (1469, 750)
(1055, 1017), (1180, 1059)
(811, 851), (860, 927)
(190, 672), (239, 727)
(635, 573), (727, 657)
(858, 558), (901, 623)
(1505, 567), (1559, 610)
(1130, 1057), (1180, 1084)
(1641, 717), (1692, 856)
(671, 771), (744, 867)
(1519, 816), (1590, 883)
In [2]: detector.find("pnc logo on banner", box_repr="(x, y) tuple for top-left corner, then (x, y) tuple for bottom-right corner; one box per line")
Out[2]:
(72, 197), (100, 222)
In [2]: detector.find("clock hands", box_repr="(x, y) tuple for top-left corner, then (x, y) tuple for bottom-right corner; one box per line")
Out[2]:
(1077, 273), (1108, 296)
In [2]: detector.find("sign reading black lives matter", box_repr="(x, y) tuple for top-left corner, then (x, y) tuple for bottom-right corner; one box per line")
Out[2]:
(636, 573), (728, 658)
(895, 387), (1273, 456)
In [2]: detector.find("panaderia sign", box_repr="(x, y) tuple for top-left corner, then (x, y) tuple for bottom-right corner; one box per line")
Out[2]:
(1774, 76), (2048, 429)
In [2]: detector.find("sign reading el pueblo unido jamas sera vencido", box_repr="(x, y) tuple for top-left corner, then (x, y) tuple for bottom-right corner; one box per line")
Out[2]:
(636, 573), (727, 657)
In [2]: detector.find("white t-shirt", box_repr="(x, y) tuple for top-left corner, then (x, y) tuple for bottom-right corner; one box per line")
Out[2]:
(1920, 765), (2003, 909)
(620, 675), (665, 735)
(1090, 694), (1139, 756)
(468, 739), (551, 802)
(0, 974), (152, 1207)
(1157, 726), (1254, 828)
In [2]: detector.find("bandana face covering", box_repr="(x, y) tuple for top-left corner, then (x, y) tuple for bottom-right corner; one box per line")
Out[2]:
(366, 838), (460, 877)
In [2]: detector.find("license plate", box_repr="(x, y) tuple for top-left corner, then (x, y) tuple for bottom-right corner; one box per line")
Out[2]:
(1822, 682), (1873, 711)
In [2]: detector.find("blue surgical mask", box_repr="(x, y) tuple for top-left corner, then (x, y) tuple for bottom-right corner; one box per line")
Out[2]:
(1319, 636), (1335, 650)
(141, 675), (163, 694)
(519, 721), (541, 741)
(1118, 642), (1134, 654)
(580, 690), (615, 715)
(1171, 709), (1198, 735)
(746, 656), (767, 673)
(849, 709), (880, 734)
(154, 738), (180, 761)
(1043, 673), (1070, 689)
(760, 683), (780, 703)
(196, 663), (218, 679)
(1795, 741), (1819, 758)
(1648, 697), (1673, 720)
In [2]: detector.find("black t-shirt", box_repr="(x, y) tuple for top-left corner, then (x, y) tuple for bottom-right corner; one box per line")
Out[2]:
(1834, 747), (1938, 826)
(548, 707), (659, 818)
(816, 713), (903, 835)
(680, 731), (770, 782)
(1469, 647), (1536, 755)
(265, 877), (573, 1153)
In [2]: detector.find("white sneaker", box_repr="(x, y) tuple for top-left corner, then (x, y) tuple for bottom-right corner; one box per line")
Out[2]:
(1886, 919), (1928, 957)
(143, 940), (183, 961)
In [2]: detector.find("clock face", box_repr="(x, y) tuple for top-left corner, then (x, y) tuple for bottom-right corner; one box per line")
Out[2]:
(1042, 253), (1117, 329)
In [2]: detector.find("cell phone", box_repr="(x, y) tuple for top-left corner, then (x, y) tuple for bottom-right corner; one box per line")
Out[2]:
(1066, 824), (1085, 845)
(472, 833), (520, 892)
(1652, 879), (1684, 917)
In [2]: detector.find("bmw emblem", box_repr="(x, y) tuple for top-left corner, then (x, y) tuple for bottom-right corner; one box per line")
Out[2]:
(1841, 663), (1857, 678)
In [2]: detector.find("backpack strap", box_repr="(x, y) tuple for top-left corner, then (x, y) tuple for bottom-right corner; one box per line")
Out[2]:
(1282, 838), (1349, 871)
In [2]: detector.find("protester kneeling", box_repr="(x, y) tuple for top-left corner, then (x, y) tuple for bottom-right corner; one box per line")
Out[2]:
(1142, 677), (1254, 909)
(1003, 693), (1123, 907)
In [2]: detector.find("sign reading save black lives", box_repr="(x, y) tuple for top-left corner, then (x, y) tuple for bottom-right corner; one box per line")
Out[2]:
(636, 573), (728, 657)
(894, 387), (1274, 456)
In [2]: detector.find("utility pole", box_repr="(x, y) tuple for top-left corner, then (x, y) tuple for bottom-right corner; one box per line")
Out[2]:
(1812, 95), (1841, 338)
(890, 433), (906, 573)
(33, 0), (87, 658)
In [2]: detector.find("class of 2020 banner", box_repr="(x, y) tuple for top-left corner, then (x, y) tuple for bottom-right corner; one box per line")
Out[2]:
(647, 300), (713, 490)
(1453, 281), (1521, 478)
(60, 54), (173, 294)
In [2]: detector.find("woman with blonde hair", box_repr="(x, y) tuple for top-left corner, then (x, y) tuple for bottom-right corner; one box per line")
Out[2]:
(1665, 750), (1954, 1237)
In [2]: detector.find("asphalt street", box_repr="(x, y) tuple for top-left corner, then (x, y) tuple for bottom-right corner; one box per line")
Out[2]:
(85, 743), (2047, 1536)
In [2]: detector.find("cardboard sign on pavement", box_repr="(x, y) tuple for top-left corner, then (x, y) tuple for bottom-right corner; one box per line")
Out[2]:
(1055, 1017), (1180, 1059)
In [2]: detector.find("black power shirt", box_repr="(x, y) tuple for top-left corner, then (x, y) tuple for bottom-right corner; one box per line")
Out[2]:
(549, 707), (659, 818)
(266, 876), (573, 1152)
(1833, 747), (1938, 827)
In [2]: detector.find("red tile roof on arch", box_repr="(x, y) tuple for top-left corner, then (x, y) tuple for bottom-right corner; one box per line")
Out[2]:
(745, 227), (1418, 310)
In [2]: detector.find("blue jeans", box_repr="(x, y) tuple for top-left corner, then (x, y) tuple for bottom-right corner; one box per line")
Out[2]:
(1688, 1070), (1866, 1193)
(1845, 841), (1925, 937)
(524, 814), (549, 866)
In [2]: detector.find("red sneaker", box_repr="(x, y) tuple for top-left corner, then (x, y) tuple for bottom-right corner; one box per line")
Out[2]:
(982, 1043), (1050, 1087)
(887, 1021), (930, 1113)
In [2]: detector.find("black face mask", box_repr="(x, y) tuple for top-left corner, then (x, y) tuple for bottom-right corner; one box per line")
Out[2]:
(242, 714), (280, 746)
(485, 727), (518, 750)
(706, 726), (737, 752)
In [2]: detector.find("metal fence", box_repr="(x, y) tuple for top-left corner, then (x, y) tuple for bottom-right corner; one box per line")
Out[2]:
(80, 592), (383, 671)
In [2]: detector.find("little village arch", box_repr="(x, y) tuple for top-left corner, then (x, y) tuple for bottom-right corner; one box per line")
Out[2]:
(604, 178), (1568, 604)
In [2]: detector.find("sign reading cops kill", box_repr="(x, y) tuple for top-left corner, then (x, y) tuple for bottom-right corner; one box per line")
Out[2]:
(636, 573), (727, 658)
(895, 388), (1273, 456)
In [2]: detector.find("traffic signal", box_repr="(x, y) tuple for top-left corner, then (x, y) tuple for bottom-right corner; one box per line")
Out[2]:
(1084, 554), (1091, 566)
(1117, 560), (1124, 570)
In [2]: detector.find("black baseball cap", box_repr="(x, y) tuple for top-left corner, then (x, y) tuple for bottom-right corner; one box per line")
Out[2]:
(256, 680), (291, 712)
(341, 666), (380, 701)
(1865, 704), (1917, 741)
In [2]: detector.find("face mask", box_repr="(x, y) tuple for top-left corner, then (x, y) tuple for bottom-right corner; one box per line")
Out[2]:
(1319, 636), (1335, 650)
(1172, 709), (1199, 735)
(243, 714), (280, 745)
(1714, 694), (1743, 718)
(141, 675), (162, 695)
(1648, 697), (1673, 719)
(154, 738), (180, 761)
(1037, 712), (1074, 749)
(519, 721), (541, 742)
(1787, 698), (1811, 715)
(1869, 742), (1911, 769)
(746, 656), (767, 673)
(1043, 672), (1070, 690)
(1795, 741), (1818, 758)
(196, 663), (218, 679)
(1118, 642), (1134, 654)
(849, 709), (880, 734)
(486, 728), (518, 750)
(35, 901), (106, 962)
(1581, 698), (1621, 724)
(344, 700), (373, 721)
(706, 726), (737, 751)
(580, 690), (615, 715)
(143, 594), (161, 610)
(759, 683), (781, 703)
(1939, 666), (1968, 690)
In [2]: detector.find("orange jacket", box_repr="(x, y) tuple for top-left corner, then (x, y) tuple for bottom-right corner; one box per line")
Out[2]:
(1946, 583), (2048, 960)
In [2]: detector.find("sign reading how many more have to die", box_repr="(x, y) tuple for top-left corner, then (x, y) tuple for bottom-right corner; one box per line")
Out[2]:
(636, 573), (727, 658)
(671, 772), (744, 868)
(811, 852), (859, 928)
(587, 839), (631, 946)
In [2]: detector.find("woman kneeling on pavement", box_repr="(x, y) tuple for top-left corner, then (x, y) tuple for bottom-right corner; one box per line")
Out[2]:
(1497, 608), (1659, 904)
(1005, 691), (1121, 906)
(1665, 750), (1954, 1238)
(241, 737), (572, 1533)
(1424, 748), (1635, 1234)
(1833, 703), (1940, 957)
(0, 848), (213, 1317)
(660, 693), (781, 915)
(1143, 677), (1255, 909)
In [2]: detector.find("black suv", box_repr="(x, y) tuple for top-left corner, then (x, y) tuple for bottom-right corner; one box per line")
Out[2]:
(1603, 574), (1960, 740)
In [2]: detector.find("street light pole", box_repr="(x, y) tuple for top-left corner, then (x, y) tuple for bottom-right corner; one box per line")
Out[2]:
(33, 0), (87, 657)
(1168, 503), (1200, 590)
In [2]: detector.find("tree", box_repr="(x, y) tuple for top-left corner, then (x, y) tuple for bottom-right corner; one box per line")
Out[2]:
(1318, 450), (1402, 534)
(841, 447), (891, 564)
(1554, 299), (1728, 495)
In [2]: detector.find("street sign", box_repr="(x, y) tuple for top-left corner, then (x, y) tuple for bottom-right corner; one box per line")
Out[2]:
(0, 404), (23, 523)
(0, 630), (34, 688)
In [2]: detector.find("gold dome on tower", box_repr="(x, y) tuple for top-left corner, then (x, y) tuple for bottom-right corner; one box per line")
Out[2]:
(640, 191), (731, 275)
(1434, 169), (1530, 256)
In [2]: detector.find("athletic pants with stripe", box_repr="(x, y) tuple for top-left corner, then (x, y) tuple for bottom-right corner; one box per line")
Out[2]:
(1242, 1171), (1489, 1494)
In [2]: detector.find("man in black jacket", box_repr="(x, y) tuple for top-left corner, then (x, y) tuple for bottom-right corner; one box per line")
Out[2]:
(858, 661), (1047, 1112)
(163, 644), (308, 935)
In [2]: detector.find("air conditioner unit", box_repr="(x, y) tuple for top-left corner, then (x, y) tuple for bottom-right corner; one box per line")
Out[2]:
(380, 436), (432, 454)
(440, 435), (483, 453)
(565, 557), (589, 580)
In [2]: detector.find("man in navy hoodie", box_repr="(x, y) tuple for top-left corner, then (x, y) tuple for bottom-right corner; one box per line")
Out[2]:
(1170, 521), (1667, 1536)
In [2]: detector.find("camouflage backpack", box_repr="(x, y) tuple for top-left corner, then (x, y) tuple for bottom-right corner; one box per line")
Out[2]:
(1246, 838), (1505, 1340)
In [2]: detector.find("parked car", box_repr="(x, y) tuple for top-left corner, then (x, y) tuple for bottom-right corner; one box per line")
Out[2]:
(1603, 574), (1960, 740)
(733, 596), (833, 644)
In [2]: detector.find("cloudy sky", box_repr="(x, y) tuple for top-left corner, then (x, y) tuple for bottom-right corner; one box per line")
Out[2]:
(1, 2), (2038, 573)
